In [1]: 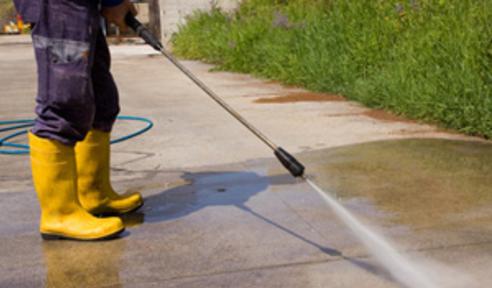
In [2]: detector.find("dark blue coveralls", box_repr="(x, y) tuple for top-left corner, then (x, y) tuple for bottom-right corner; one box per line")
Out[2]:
(14, 0), (123, 145)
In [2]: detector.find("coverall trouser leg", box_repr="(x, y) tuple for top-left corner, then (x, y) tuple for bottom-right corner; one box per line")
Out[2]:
(31, 0), (120, 145)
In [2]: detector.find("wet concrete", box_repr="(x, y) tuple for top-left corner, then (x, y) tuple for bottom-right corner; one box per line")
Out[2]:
(0, 168), (350, 287)
(2, 139), (492, 287)
(302, 138), (492, 231)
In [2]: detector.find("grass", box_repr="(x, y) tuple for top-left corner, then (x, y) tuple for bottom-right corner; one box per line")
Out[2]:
(172, 0), (492, 138)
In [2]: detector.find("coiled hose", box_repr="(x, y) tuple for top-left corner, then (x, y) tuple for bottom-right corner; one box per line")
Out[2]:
(0, 115), (154, 155)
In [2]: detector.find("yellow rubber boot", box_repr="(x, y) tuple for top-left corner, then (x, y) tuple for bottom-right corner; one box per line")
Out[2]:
(29, 133), (125, 240)
(75, 129), (143, 215)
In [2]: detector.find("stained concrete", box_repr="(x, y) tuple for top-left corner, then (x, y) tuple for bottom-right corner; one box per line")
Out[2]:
(1, 35), (492, 287)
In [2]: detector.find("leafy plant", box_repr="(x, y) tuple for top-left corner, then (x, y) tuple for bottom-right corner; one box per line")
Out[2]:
(173, 0), (492, 138)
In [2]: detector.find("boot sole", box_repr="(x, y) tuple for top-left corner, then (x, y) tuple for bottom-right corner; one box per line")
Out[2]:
(118, 201), (144, 215)
(41, 227), (125, 241)
(96, 201), (144, 217)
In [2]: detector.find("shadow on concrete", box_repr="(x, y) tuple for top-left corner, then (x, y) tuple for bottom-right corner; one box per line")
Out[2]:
(140, 171), (295, 222)
(128, 170), (395, 284)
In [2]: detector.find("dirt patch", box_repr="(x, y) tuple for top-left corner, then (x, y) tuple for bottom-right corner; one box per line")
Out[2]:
(323, 109), (415, 124)
(254, 92), (345, 104)
(362, 109), (414, 124)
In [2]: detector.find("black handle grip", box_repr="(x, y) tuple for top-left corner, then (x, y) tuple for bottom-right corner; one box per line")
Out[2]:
(275, 147), (305, 178)
(124, 13), (164, 52)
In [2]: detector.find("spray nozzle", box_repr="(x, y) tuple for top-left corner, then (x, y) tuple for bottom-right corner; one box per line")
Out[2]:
(124, 13), (164, 52)
(275, 147), (305, 178)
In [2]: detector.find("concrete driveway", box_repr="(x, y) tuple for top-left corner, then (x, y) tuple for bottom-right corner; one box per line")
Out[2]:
(1, 35), (491, 287)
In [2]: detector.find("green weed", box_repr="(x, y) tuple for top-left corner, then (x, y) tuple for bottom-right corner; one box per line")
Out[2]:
(173, 0), (492, 138)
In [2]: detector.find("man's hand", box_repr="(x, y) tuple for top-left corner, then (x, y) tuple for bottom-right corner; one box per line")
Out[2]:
(102, 0), (137, 31)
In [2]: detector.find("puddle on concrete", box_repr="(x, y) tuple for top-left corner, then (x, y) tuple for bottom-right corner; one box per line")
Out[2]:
(254, 92), (345, 104)
(301, 138), (492, 230)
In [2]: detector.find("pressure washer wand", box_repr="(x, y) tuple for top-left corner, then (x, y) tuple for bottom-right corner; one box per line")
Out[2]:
(125, 14), (305, 178)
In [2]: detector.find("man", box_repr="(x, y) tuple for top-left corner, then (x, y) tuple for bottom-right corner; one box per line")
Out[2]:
(14, 0), (143, 240)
